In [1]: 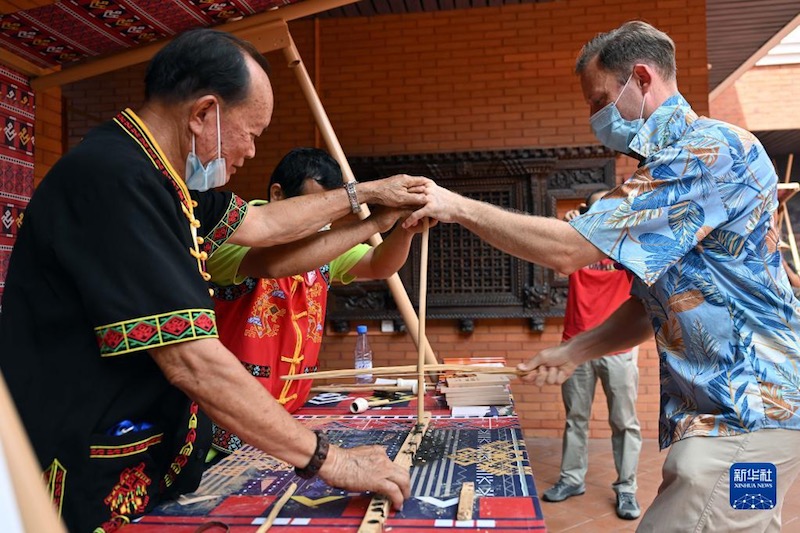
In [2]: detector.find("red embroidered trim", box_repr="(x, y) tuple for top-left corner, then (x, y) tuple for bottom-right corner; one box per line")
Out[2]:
(90, 434), (164, 458)
(43, 458), (67, 519)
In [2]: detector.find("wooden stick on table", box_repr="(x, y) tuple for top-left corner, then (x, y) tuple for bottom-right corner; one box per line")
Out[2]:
(310, 384), (413, 394)
(358, 413), (432, 533)
(255, 482), (298, 533)
(282, 364), (526, 381)
(457, 482), (475, 521)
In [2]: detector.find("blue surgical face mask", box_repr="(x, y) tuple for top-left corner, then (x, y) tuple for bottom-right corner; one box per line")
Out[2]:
(589, 73), (646, 154)
(185, 103), (227, 192)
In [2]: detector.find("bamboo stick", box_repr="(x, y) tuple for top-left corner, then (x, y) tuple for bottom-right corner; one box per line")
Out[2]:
(0, 371), (68, 532)
(282, 34), (439, 373)
(310, 385), (411, 393)
(282, 364), (525, 381)
(358, 413), (431, 532)
(457, 482), (475, 521)
(417, 219), (429, 421)
(256, 482), (298, 533)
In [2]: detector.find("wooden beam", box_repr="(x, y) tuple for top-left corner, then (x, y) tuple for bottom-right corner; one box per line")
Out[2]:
(31, 19), (292, 91)
(29, 0), (359, 90)
(710, 13), (800, 102)
(255, 482), (297, 533)
(0, 0), (58, 15)
(0, 48), (53, 77)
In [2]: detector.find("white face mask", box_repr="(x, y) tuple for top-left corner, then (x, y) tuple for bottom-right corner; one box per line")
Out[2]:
(185, 102), (227, 192)
(589, 72), (646, 154)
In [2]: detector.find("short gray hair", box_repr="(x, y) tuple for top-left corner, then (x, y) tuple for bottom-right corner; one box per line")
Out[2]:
(575, 21), (677, 84)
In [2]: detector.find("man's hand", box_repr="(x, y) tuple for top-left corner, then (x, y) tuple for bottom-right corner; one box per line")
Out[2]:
(368, 206), (439, 235)
(368, 206), (410, 233)
(517, 344), (580, 386)
(402, 182), (463, 228)
(359, 174), (432, 208)
(318, 445), (411, 510)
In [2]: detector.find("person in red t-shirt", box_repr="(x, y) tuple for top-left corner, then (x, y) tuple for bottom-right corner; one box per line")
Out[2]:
(541, 188), (643, 521)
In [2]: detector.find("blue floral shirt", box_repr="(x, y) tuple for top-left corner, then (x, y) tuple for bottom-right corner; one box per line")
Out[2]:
(571, 93), (800, 449)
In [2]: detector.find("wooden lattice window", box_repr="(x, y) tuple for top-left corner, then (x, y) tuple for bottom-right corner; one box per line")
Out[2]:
(328, 146), (615, 332)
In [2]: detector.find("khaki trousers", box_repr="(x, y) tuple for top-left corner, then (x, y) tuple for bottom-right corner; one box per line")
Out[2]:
(637, 429), (800, 533)
(559, 347), (641, 493)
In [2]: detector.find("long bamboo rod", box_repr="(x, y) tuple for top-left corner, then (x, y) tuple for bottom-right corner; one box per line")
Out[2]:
(310, 385), (411, 393)
(256, 482), (298, 533)
(0, 371), (68, 532)
(417, 220), (429, 421)
(282, 34), (439, 371)
(282, 364), (525, 381)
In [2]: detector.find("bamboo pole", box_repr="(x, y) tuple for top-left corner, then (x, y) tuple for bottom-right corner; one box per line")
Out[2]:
(256, 482), (298, 533)
(310, 385), (409, 393)
(282, 34), (439, 371)
(0, 371), (67, 532)
(282, 364), (525, 381)
(417, 220), (430, 421)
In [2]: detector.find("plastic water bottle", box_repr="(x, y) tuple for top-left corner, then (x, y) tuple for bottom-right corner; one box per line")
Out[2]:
(354, 325), (373, 384)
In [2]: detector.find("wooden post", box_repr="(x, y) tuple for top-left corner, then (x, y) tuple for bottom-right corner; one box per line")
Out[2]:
(281, 34), (439, 370)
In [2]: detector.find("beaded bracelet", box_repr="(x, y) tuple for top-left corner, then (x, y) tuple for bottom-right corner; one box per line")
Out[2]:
(294, 430), (329, 479)
(344, 181), (362, 214)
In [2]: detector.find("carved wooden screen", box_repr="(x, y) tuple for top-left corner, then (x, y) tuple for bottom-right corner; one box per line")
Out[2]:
(328, 146), (615, 332)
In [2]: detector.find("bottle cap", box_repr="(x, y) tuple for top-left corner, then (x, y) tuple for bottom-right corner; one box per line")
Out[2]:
(356, 325), (367, 334)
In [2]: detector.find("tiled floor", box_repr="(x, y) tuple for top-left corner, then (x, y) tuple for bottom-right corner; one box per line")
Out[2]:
(525, 437), (800, 532)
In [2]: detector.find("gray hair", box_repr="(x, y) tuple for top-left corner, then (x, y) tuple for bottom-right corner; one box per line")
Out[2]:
(575, 21), (677, 84)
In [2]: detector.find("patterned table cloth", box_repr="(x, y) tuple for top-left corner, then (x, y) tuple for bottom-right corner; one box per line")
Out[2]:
(127, 391), (545, 532)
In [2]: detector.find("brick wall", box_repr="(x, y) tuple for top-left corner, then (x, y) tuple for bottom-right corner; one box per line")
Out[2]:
(711, 64), (800, 131)
(59, 0), (710, 440)
(300, 0), (705, 441)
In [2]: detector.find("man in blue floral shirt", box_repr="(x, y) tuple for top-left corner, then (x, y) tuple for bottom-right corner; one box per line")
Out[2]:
(404, 20), (800, 532)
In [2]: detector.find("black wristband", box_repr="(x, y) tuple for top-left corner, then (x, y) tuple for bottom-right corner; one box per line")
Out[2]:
(294, 430), (329, 479)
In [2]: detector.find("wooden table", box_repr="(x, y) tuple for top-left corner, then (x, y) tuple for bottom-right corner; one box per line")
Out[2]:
(127, 391), (545, 532)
